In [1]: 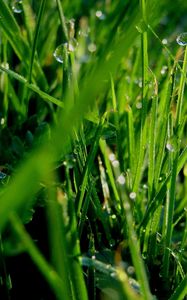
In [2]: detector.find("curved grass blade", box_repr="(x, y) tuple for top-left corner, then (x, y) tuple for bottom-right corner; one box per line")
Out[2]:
(0, 65), (64, 108)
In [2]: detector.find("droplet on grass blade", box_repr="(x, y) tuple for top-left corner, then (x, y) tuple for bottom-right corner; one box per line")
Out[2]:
(109, 239), (115, 248)
(162, 38), (168, 45)
(12, 0), (23, 14)
(53, 44), (64, 63)
(108, 153), (115, 162)
(67, 38), (78, 53)
(88, 43), (97, 53)
(95, 10), (106, 20)
(0, 118), (5, 125)
(129, 192), (136, 200)
(112, 160), (119, 168)
(166, 142), (175, 152)
(0, 172), (7, 180)
(136, 102), (142, 109)
(161, 65), (168, 75)
(176, 33), (187, 46)
(117, 174), (125, 185)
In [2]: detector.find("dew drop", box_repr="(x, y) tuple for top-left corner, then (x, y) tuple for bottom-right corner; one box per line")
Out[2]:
(110, 272), (116, 278)
(136, 102), (142, 109)
(68, 38), (78, 53)
(161, 65), (168, 75)
(1, 62), (9, 69)
(95, 10), (106, 20)
(176, 33), (187, 46)
(138, 80), (143, 88)
(117, 174), (125, 185)
(0, 172), (7, 180)
(162, 38), (168, 45)
(109, 153), (116, 162)
(12, 0), (23, 14)
(166, 142), (174, 152)
(88, 43), (97, 53)
(0, 118), (5, 125)
(129, 192), (136, 200)
(127, 266), (135, 275)
(109, 239), (115, 248)
(143, 184), (148, 190)
(106, 264), (111, 269)
(112, 160), (119, 168)
(111, 214), (116, 220)
(53, 44), (64, 63)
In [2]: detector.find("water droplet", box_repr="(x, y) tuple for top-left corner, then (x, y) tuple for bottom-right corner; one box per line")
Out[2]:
(176, 33), (187, 46)
(136, 19), (147, 33)
(112, 160), (119, 168)
(109, 153), (115, 162)
(68, 38), (78, 53)
(143, 184), (148, 189)
(106, 264), (111, 269)
(0, 172), (7, 180)
(166, 142), (174, 152)
(138, 80), (142, 88)
(110, 272), (116, 278)
(95, 10), (106, 20)
(129, 192), (136, 200)
(162, 38), (168, 45)
(12, 0), (23, 14)
(1, 62), (9, 69)
(136, 102), (142, 109)
(117, 174), (125, 185)
(88, 43), (97, 53)
(111, 214), (116, 220)
(109, 239), (115, 247)
(161, 65), (168, 75)
(127, 266), (135, 275)
(91, 255), (96, 260)
(53, 44), (64, 63)
(0, 118), (5, 125)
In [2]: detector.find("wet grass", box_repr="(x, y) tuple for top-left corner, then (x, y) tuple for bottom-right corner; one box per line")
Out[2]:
(0, 0), (187, 299)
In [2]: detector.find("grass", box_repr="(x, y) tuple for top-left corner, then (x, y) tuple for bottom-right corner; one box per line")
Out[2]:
(0, 0), (187, 299)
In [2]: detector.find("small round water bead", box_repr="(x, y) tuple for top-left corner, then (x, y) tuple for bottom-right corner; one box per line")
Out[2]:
(176, 33), (187, 46)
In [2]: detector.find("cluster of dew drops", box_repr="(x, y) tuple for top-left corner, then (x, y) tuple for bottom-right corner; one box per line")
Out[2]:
(53, 10), (106, 64)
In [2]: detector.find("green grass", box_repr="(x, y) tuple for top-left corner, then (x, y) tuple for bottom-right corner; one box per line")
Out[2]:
(0, 0), (187, 299)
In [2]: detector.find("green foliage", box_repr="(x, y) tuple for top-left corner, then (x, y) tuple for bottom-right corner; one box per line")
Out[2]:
(0, 0), (187, 299)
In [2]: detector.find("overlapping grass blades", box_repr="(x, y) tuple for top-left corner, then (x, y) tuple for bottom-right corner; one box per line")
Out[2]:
(0, 1), (187, 299)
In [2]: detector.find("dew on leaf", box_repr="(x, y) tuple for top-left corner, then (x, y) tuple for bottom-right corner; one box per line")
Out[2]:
(176, 33), (187, 46)
(12, 0), (23, 14)
(53, 44), (64, 63)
